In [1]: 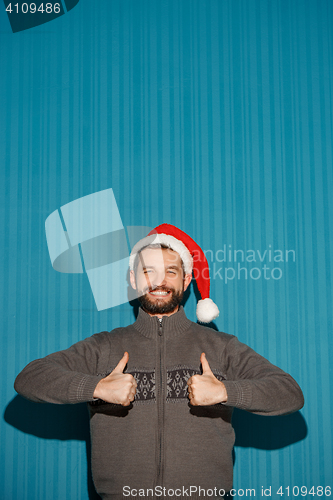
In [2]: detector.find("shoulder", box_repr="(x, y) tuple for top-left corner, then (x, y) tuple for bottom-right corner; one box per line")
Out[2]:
(186, 320), (237, 345)
(90, 323), (136, 342)
(188, 320), (231, 337)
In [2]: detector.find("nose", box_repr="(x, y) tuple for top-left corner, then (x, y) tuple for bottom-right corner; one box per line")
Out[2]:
(151, 270), (167, 288)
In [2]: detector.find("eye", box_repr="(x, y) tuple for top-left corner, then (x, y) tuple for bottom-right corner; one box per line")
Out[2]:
(167, 270), (176, 274)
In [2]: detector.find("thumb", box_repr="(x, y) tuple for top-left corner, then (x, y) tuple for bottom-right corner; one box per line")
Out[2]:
(201, 353), (213, 375)
(113, 352), (129, 373)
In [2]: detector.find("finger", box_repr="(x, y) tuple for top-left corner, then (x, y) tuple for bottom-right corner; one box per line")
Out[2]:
(113, 352), (129, 373)
(201, 352), (213, 375)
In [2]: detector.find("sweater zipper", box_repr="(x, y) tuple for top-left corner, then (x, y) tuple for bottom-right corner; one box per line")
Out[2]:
(156, 317), (165, 486)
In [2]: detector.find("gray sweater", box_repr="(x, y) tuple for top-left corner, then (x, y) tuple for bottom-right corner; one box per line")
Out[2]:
(14, 307), (304, 499)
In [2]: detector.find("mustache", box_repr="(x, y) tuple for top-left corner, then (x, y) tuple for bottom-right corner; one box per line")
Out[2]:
(143, 285), (175, 293)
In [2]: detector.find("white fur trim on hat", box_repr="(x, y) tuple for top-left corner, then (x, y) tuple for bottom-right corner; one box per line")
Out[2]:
(129, 233), (193, 274)
(196, 298), (220, 323)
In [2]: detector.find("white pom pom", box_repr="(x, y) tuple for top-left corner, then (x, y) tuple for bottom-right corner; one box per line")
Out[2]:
(196, 298), (219, 323)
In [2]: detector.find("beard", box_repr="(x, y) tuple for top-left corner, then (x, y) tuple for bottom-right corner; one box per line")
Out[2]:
(137, 285), (184, 315)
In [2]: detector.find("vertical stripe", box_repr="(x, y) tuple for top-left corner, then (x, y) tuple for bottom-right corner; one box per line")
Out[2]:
(0, 0), (332, 497)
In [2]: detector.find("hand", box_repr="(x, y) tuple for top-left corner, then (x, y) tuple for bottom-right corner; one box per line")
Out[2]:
(187, 353), (228, 406)
(93, 352), (137, 406)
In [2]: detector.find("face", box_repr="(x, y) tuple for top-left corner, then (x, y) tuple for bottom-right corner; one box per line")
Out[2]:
(130, 247), (192, 316)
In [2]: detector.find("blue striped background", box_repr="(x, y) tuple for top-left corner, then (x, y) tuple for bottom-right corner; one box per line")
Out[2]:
(0, 0), (332, 498)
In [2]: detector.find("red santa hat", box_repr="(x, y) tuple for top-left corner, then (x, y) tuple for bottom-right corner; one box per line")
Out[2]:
(129, 223), (219, 323)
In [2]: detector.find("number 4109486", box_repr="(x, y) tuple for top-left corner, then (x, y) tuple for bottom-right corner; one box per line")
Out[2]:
(277, 486), (331, 496)
(6, 3), (61, 14)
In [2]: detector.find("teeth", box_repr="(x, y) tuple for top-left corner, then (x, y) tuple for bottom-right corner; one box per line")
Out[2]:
(150, 291), (169, 295)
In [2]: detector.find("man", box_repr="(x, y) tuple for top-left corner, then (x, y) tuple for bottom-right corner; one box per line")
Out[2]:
(14, 224), (304, 500)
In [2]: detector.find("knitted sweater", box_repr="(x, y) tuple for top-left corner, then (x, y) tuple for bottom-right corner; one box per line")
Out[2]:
(14, 307), (304, 499)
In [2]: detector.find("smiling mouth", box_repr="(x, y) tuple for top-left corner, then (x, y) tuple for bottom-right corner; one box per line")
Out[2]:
(149, 290), (171, 297)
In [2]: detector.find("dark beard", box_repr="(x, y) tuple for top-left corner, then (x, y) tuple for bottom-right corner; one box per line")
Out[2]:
(138, 286), (184, 315)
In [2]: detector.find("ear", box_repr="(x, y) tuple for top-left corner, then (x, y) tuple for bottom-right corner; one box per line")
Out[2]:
(183, 273), (192, 292)
(130, 270), (137, 290)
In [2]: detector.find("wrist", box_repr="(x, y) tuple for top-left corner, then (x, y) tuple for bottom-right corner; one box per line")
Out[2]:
(219, 381), (228, 403)
(93, 379), (104, 399)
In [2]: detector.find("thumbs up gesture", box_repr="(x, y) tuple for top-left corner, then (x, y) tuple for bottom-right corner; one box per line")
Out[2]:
(93, 352), (137, 406)
(187, 353), (228, 406)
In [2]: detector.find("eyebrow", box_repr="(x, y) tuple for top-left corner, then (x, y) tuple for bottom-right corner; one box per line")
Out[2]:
(140, 264), (181, 271)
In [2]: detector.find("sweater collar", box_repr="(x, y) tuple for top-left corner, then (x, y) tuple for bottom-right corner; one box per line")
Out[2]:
(133, 306), (192, 338)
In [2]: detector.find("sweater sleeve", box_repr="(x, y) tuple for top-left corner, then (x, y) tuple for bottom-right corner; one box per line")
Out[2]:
(14, 334), (108, 404)
(221, 336), (304, 416)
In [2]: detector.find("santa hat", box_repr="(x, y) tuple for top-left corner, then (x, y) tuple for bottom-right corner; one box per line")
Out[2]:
(129, 223), (219, 323)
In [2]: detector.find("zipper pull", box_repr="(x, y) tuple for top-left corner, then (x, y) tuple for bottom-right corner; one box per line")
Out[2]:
(158, 317), (163, 335)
